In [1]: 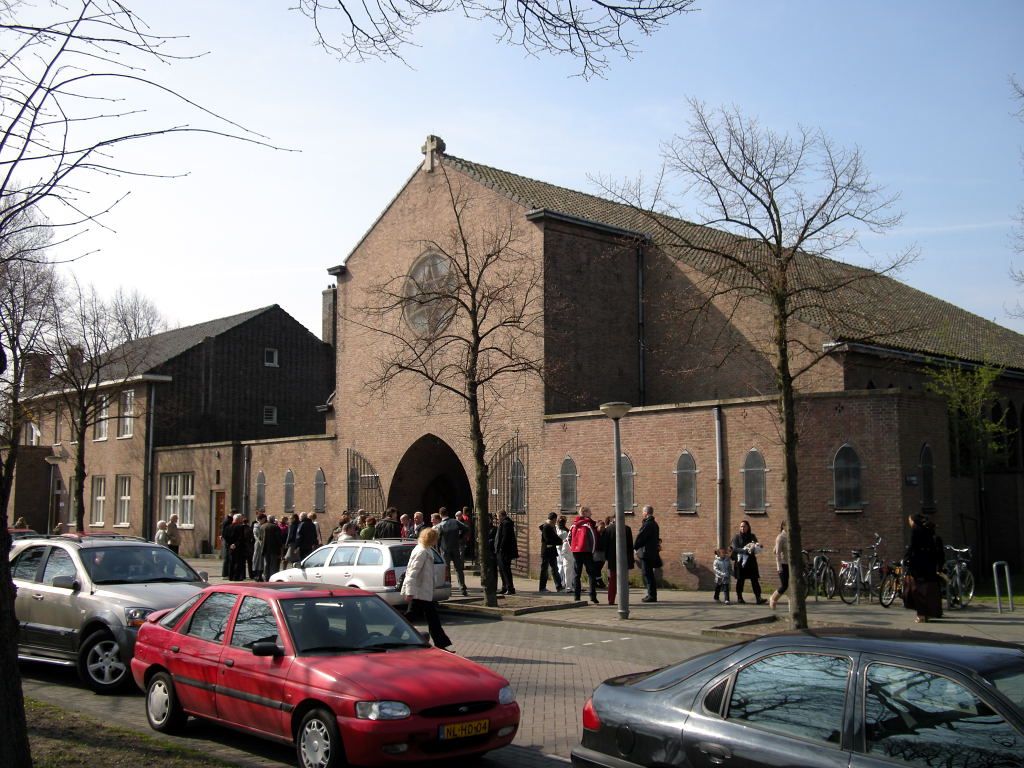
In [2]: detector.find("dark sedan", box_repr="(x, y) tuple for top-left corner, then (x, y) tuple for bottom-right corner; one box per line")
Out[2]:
(572, 629), (1024, 768)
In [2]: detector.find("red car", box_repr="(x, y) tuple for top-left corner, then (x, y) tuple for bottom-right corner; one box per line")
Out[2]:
(131, 583), (519, 767)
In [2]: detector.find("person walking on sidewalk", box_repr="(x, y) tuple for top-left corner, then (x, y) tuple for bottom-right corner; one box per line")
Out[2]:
(604, 518), (634, 605)
(556, 515), (576, 590)
(769, 522), (789, 610)
(402, 527), (454, 652)
(569, 506), (600, 604)
(436, 507), (470, 596)
(494, 509), (519, 595)
(634, 505), (661, 603)
(713, 547), (732, 604)
(166, 514), (181, 555)
(731, 519), (767, 604)
(538, 512), (564, 592)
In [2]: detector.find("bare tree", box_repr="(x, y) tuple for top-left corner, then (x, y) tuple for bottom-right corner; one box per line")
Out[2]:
(40, 278), (161, 534)
(1010, 76), (1024, 291)
(602, 100), (915, 629)
(0, 0), (274, 275)
(355, 164), (544, 607)
(111, 286), (167, 341)
(0, 253), (57, 768)
(295, 0), (695, 78)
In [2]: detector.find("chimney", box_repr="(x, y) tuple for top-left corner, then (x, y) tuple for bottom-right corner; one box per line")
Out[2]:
(67, 345), (84, 372)
(23, 352), (52, 387)
(421, 135), (446, 172)
(321, 284), (337, 348)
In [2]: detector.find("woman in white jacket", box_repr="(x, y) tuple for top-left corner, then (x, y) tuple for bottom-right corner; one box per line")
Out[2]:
(401, 527), (453, 651)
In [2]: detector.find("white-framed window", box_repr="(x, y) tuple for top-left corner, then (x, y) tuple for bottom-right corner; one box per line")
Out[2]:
(255, 470), (266, 511)
(675, 451), (698, 512)
(117, 389), (135, 438)
(284, 470), (295, 512)
(263, 405), (278, 425)
(560, 457), (578, 511)
(93, 395), (109, 440)
(90, 476), (106, 526)
(832, 444), (863, 510)
(69, 407), (79, 444)
(314, 468), (327, 513)
(115, 475), (131, 526)
(23, 421), (41, 446)
(619, 453), (635, 513)
(264, 347), (279, 367)
(162, 472), (195, 527)
(742, 448), (767, 512)
(54, 405), (62, 443)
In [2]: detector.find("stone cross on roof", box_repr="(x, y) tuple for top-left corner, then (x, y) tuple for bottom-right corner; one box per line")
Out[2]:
(421, 134), (446, 172)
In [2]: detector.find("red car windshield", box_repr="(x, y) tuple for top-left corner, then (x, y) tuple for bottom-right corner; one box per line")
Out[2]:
(280, 596), (427, 654)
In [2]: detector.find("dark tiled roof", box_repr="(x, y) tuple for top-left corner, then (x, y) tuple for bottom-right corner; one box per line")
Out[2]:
(99, 306), (276, 379)
(445, 153), (1024, 371)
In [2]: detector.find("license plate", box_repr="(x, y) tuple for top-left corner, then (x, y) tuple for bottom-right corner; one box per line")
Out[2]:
(440, 719), (489, 739)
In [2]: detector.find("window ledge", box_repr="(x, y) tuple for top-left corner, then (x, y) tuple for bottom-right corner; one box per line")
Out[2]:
(89, 523), (105, 528)
(180, 524), (195, 530)
(92, 437), (108, 442)
(113, 523), (130, 528)
(116, 434), (134, 440)
(676, 509), (698, 515)
(743, 509), (768, 515)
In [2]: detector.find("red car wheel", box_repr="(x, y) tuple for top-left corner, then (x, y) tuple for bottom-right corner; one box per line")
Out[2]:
(296, 708), (344, 768)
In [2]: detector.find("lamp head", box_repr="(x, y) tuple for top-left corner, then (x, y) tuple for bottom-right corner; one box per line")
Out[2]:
(599, 401), (632, 420)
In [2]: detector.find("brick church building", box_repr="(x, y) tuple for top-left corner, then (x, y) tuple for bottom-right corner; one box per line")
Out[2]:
(244, 136), (1024, 586)
(20, 136), (1024, 586)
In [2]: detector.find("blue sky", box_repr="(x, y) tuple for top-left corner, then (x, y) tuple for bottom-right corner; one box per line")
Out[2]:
(65, 0), (1024, 336)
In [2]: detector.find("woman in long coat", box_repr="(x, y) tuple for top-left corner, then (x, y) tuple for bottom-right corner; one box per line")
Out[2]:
(401, 527), (453, 651)
(904, 514), (943, 622)
(730, 520), (767, 604)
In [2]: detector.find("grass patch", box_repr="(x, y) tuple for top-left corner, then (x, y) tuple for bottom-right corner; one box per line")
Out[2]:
(26, 699), (238, 768)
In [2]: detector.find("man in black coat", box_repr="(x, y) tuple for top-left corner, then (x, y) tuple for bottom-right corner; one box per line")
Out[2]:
(604, 520), (634, 605)
(297, 513), (317, 559)
(261, 516), (284, 580)
(221, 513), (234, 577)
(374, 507), (402, 539)
(633, 505), (661, 603)
(537, 512), (564, 592)
(493, 510), (519, 595)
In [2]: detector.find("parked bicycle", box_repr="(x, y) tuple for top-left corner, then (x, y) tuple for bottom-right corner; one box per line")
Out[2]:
(838, 533), (884, 604)
(801, 548), (837, 599)
(879, 560), (905, 608)
(942, 546), (975, 609)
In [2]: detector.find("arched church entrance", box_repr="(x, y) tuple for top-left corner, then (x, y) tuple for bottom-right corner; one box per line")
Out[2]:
(388, 434), (473, 518)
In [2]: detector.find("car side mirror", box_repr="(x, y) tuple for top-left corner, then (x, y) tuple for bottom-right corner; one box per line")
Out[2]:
(251, 642), (284, 658)
(198, 571), (209, 583)
(51, 575), (79, 591)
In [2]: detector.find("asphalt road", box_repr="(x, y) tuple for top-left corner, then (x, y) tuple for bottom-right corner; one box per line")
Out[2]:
(20, 615), (721, 768)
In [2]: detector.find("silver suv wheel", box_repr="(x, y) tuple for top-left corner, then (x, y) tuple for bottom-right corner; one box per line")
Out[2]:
(79, 630), (128, 693)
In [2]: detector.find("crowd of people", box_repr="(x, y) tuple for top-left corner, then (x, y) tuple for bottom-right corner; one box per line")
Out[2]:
(150, 503), (946, 624)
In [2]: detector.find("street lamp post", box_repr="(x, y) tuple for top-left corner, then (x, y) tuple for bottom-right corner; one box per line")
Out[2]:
(600, 401), (632, 620)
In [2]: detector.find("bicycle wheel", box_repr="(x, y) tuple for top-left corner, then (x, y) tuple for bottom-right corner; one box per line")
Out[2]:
(838, 564), (860, 604)
(959, 569), (975, 607)
(867, 560), (883, 601)
(879, 573), (898, 608)
(821, 565), (837, 599)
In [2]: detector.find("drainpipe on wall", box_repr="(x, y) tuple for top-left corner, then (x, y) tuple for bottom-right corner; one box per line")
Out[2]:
(715, 405), (725, 548)
(242, 444), (251, 519)
(636, 244), (646, 406)
(143, 382), (157, 541)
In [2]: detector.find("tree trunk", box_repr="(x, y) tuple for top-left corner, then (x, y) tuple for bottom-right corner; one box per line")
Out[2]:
(469, 390), (498, 607)
(774, 291), (809, 630)
(74, 413), (88, 532)
(0, 555), (34, 768)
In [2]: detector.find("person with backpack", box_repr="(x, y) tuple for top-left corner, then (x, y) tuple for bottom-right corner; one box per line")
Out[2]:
(569, 506), (600, 604)
(435, 507), (470, 597)
(537, 512), (564, 592)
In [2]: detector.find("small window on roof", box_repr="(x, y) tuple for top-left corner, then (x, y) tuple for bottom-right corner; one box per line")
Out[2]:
(264, 348), (279, 367)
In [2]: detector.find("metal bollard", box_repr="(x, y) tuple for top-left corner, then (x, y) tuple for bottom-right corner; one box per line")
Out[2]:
(993, 561), (1014, 614)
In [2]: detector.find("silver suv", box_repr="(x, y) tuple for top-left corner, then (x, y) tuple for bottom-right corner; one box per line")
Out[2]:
(11, 534), (207, 692)
(269, 538), (451, 605)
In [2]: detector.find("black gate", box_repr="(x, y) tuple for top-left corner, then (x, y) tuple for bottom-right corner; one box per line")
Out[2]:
(488, 437), (529, 575)
(346, 449), (385, 517)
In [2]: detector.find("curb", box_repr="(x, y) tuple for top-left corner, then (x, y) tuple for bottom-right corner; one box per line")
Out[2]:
(440, 599), (589, 617)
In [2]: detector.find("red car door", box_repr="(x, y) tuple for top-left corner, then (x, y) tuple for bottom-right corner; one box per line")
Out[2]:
(171, 592), (238, 719)
(216, 595), (294, 739)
